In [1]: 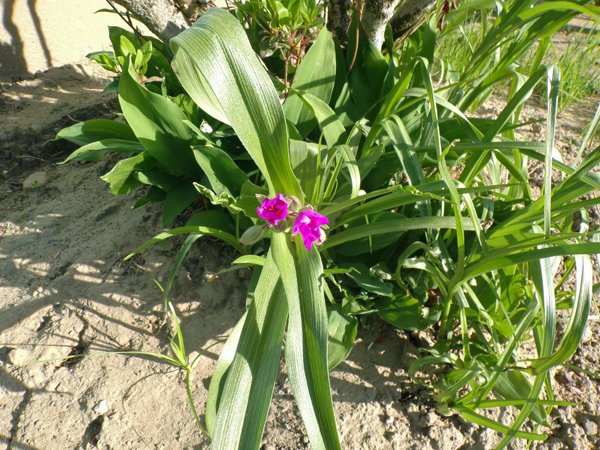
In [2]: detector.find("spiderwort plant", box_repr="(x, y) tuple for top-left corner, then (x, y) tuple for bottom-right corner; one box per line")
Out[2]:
(170, 10), (340, 450)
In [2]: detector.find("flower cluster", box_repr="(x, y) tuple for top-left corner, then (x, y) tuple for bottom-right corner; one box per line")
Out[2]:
(240, 193), (329, 251)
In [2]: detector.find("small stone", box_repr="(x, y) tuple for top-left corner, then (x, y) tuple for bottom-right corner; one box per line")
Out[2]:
(424, 411), (438, 427)
(8, 348), (31, 366)
(94, 400), (109, 415)
(23, 171), (48, 189)
(581, 419), (597, 436)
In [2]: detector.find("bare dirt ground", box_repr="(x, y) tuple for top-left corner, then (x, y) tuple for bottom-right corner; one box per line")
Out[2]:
(1, 9), (599, 449)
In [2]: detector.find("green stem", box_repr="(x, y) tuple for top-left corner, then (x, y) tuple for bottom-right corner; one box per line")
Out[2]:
(185, 367), (209, 437)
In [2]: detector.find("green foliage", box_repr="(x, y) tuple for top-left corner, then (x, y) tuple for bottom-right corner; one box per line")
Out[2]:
(234, 0), (324, 81)
(435, 0), (600, 111)
(543, 27), (600, 110)
(58, 1), (600, 449)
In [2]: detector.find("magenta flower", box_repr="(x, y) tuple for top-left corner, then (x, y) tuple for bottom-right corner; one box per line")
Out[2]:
(292, 208), (329, 251)
(256, 193), (289, 226)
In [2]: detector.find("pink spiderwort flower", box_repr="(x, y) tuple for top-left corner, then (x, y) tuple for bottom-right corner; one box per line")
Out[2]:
(292, 208), (329, 251)
(256, 193), (289, 226)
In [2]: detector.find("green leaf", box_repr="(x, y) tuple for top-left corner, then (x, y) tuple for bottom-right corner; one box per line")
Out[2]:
(334, 212), (406, 256)
(284, 28), (336, 134)
(133, 185), (166, 208)
(289, 139), (320, 202)
(125, 224), (243, 259)
(119, 59), (199, 178)
(324, 216), (476, 250)
(327, 304), (357, 370)
(120, 35), (136, 57)
(211, 252), (288, 449)
(272, 233), (342, 450)
(171, 8), (301, 197)
(100, 152), (153, 195)
(517, 1), (600, 22)
(60, 139), (143, 163)
(454, 406), (547, 441)
(162, 183), (198, 225)
(206, 311), (247, 435)
(161, 233), (202, 309)
(87, 51), (118, 72)
(185, 209), (235, 230)
(231, 255), (265, 267)
(375, 290), (425, 330)
(57, 119), (136, 146)
(192, 145), (248, 197)
(530, 254), (593, 373)
(345, 263), (393, 296)
(494, 370), (547, 425)
(463, 243), (600, 282)
(293, 91), (347, 147)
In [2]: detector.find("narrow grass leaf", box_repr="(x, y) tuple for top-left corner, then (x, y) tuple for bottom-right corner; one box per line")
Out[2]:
(531, 254), (593, 373)
(324, 216), (475, 249)
(125, 225), (243, 259)
(463, 243), (600, 281)
(454, 406), (547, 441)
(205, 311), (247, 435)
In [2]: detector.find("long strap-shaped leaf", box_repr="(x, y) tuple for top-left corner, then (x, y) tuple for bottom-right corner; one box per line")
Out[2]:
(271, 233), (342, 450)
(211, 251), (288, 449)
(170, 8), (301, 197)
(170, 9), (340, 449)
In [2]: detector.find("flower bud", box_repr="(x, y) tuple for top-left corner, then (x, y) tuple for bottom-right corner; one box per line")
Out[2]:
(286, 195), (302, 212)
(239, 225), (266, 246)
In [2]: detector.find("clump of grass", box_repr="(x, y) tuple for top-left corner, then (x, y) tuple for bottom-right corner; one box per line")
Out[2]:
(436, 17), (600, 112)
(546, 27), (600, 110)
(435, 20), (485, 84)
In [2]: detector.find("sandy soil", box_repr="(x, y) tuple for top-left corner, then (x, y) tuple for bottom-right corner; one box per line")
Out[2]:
(0, 0), (129, 82)
(0, 10), (599, 450)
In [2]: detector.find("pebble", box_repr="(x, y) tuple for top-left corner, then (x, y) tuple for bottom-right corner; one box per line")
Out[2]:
(94, 400), (109, 415)
(8, 348), (31, 366)
(582, 418), (598, 436)
(23, 171), (48, 189)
